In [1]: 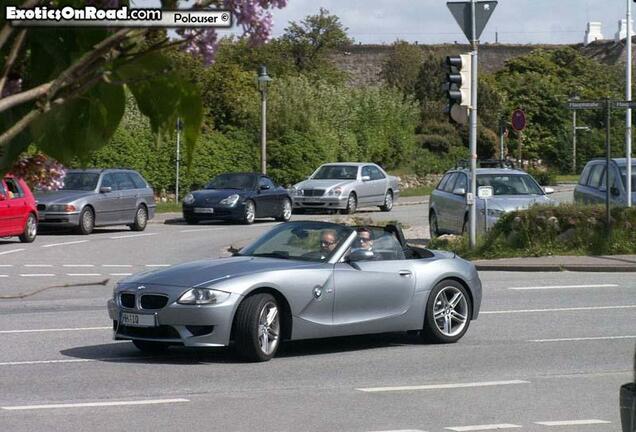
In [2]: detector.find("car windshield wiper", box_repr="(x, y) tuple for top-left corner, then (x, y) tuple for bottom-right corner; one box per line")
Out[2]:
(251, 252), (291, 260)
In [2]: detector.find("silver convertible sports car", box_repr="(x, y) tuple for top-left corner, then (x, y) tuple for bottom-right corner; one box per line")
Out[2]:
(108, 221), (482, 362)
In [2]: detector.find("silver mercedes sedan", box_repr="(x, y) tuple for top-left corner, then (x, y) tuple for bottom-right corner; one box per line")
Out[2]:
(108, 221), (482, 362)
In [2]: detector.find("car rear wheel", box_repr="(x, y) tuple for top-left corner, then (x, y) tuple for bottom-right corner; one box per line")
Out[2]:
(242, 200), (256, 225)
(19, 213), (37, 243)
(380, 191), (393, 212)
(275, 199), (292, 222)
(421, 280), (471, 344)
(129, 205), (148, 231)
(340, 193), (357, 215)
(76, 207), (95, 235)
(132, 340), (170, 354)
(233, 293), (281, 362)
(429, 212), (439, 238)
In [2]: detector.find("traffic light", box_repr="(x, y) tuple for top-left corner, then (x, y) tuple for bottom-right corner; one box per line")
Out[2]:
(444, 53), (471, 124)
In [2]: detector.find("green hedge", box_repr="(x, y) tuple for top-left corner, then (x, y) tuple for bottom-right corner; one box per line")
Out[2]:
(430, 205), (636, 259)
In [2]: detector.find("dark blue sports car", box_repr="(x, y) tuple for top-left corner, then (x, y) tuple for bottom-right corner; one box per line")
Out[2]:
(182, 173), (292, 224)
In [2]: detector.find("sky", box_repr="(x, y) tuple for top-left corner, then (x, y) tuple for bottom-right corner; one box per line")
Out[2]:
(135, 1), (631, 45)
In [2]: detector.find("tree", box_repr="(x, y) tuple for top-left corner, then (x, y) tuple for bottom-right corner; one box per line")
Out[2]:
(381, 41), (423, 95)
(0, 0), (288, 175)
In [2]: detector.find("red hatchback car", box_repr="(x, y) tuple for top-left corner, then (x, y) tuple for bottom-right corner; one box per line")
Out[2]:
(0, 175), (38, 243)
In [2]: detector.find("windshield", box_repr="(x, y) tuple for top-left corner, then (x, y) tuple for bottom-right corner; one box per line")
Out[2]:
(205, 174), (255, 190)
(620, 165), (636, 191)
(240, 222), (353, 262)
(60, 172), (100, 191)
(477, 174), (544, 196)
(312, 165), (358, 180)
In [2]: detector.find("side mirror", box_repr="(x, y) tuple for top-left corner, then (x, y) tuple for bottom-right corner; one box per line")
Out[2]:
(347, 248), (374, 263)
(259, 185), (271, 191)
(361, 175), (371, 182)
(453, 187), (466, 196)
(543, 187), (555, 195)
(611, 186), (621, 197)
(100, 186), (112, 193)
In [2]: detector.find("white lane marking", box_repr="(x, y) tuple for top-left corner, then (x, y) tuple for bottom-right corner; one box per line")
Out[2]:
(179, 228), (223, 233)
(531, 335), (636, 343)
(109, 233), (157, 240)
(0, 327), (110, 334)
(1, 398), (190, 411)
(481, 305), (636, 315)
(357, 380), (530, 393)
(535, 419), (611, 426)
(63, 264), (95, 268)
(24, 264), (53, 268)
(0, 264), (13, 267)
(66, 273), (102, 277)
(109, 273), (132, 276)
(145, 264), (170, 268)
(41, 240), (88, 248)
(446, 425), (522, 431)
(102, 264), (132, 268)
(0, 249), (24, 256)
(369, 430), (426, 432)
(0, 359), (94, 366)
(19, 274), (55, 277)
(0, 275), (7, 278)
(509, 284), (619, 290)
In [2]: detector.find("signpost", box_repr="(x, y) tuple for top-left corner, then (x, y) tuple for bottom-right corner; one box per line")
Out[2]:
(511, 109), (526, 165)
(447, 0), (498, 249)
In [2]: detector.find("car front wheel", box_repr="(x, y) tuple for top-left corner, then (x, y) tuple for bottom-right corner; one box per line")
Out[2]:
(421, 280), (471, 344)
(242, 200), (256, 224)
(340, 193), (357, 215)
(429, 212), (439, 238)
(233, 293), (281, 362)
(19, 213), (37, 243)
(76, 207), (95, 235)
(276, 198), (292, 222)
(380, 191), (393, 212)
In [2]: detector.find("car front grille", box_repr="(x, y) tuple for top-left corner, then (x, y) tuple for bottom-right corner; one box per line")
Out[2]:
(303, 189), (325, 197)
(37, 204), (46, 211)
(120, 293), (136, 308)
(116, 324), (181, 340)
(140, 294), (169, 310)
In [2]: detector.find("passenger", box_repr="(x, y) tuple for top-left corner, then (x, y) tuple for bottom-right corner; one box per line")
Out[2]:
(319, 229), (338, 259)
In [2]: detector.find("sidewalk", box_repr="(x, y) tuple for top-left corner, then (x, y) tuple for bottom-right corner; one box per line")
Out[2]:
(473, 255), (636, 272)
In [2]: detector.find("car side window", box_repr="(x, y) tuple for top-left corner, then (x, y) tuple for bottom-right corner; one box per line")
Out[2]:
(259, 177), (275, 189)
(453, 173), (467, 192)
(4, 178), (24, 199)
(579, 165), (592, 185)
(443, 173), (458, 193)
(587, 165), (605, 189)
(370, 166), (385, 180)
(0, 180), (6, 197)
(437, 174), (451, 191)
(129, 172), (147, 189)
(361, 166), (372, 179)
(600, 166), (619, 190)
(101, 174), (117, 190)
(114, 172), (135, 190)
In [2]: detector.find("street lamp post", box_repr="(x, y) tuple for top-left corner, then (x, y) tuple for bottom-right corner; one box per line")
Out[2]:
(571, 95), (590, 174)
(175, 118), (182, 203)
(257, 65), (272, 175)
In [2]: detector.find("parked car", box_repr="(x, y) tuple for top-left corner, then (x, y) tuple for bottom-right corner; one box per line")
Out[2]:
(0, 175), (38, 243)
(429, 167), (554, 237)
(182, 173), (292, 225)
(108, 221), (482, 362)
(574, 158), (636, 206)
(291, 163), (400, 214)
(35, 169), (155, 235)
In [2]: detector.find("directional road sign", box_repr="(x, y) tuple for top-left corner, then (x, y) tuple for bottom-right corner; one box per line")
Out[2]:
(447, 1), (498, 42)
(567, 101), (603, 110)
(613, 100), (636, 109)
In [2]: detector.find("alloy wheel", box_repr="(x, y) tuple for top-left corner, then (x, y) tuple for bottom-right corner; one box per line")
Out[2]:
(245, 201), (255, 224)
(384, 192), (393, 210)
(26, 215), (37, 239)
(257, 302), (280, 355)
(282, 199), (292, 221)
(432, 286), (469, 337)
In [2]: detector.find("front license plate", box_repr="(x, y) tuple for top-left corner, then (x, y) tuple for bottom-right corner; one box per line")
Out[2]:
(120, 312), (156, 328)
(194, 207), (214, 214)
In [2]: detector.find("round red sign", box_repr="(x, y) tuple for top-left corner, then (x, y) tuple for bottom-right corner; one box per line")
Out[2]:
(511, 109), (526, 131)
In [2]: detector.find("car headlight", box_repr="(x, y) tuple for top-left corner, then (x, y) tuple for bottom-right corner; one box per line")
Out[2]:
(219, 194), (240, 207)
(48, 204), (77, 212)
(177, 288), (230, 305)
(291, 187), (303, 197)
(183, 193), (195, 205)
(328, 187), (343, 196)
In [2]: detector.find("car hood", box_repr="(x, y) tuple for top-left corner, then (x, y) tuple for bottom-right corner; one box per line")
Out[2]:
(120, 256), (319, 288)
(35, 190), (95, 204)
(190, 189), (246, 205)
(480, 195), (552, 212)
(294, 179), (355, 190)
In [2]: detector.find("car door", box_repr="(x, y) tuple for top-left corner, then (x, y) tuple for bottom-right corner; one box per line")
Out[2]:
(3, 178), (27, 234)
(113, 172), (138, 223)
(436, 173), (458, 232)
(369, 166), (388, 204)
(357, 166), (375, 205)
(254, 176), (277, 217)
(332, 230), (416, 334)
(0, 179), (14, 235)
(445, 172), (468, 233)
(574, 164), (593, 203)
(93, 173), (121, 225)
(586, 164), (605, 204)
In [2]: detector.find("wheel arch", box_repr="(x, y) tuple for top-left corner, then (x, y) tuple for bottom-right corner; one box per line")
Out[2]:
(230, 287), (293, 341)
(434, 276), (475, 320)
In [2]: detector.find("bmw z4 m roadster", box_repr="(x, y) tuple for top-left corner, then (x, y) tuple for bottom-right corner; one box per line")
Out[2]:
(108, 221), (482, 362)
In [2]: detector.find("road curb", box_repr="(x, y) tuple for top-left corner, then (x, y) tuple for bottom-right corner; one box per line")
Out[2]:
(474, 264), (636, 272)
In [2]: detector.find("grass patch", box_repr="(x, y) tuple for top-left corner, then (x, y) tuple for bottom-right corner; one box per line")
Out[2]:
(155, 201), (182, 213)
(556, 174), (579, 183)
(429, 204), (636, 259)
(400, 186), (433, 197)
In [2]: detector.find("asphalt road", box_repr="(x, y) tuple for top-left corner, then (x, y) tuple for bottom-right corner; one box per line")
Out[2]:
(4, 186), (630, 432)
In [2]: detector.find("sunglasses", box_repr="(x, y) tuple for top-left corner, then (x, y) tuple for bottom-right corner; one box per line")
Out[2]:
(321, 240), (336, 246)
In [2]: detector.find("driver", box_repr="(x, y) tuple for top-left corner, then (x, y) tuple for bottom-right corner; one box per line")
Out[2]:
(356, 227), (374, 251)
